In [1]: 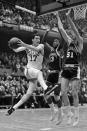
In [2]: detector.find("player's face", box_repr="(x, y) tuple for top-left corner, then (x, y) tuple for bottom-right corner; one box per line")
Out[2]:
(32, 35), (40, 46)
(68, 30), (76, 40)
(53, 39), (60, 49)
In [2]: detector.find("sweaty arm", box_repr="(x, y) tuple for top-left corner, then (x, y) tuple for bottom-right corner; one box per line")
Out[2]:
(36, 44), (44, 55)
(66, 12), (83, 53)
(56, 12), (72, 45)
(45, 42), (54, 51)
(18, 40), (44, 53)
(13, 46), (26, 52)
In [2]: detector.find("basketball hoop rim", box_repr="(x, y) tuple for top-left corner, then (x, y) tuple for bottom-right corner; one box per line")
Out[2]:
(39, 2), (87, 16)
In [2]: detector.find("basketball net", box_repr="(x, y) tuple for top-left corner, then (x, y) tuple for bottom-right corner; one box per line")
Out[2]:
(73, 4), (87, 20)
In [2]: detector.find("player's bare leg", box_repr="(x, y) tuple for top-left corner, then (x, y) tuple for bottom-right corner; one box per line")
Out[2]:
(61, 78), (73, 124)
(52, 94), (63, 125)
(71, 80), (79, 126)
(56, 103), (63, 125)
(45, 95), (57, 121)
(6, 80), (37, 115)
(50, 103), (57, 121)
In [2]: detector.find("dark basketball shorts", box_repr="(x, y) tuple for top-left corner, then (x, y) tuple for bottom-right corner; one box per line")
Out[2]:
(61, 66), (80, 80)
(47, 72), (59, 85)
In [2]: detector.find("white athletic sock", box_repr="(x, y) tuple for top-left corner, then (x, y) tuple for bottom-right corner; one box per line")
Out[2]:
(73, 107), (79, 126)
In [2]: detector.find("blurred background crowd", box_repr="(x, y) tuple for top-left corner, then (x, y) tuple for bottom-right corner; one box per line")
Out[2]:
(0, 1), (87, 32)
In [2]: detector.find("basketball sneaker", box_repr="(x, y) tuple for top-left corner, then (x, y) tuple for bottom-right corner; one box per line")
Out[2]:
(50, 106), (58, 121)
(56, 108), (63, 125)
(73, 107), (79, 126)
(73, 116), (79, 126)
(6, 107), (15, 116)
(67, 111), (73, 125)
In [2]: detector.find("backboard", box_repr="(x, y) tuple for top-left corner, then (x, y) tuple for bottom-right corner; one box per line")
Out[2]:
(37, 0), (87, 15)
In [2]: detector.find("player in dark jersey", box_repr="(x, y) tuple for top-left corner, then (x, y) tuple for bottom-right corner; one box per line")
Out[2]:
(62, 41), (80, 79)
(45, 38), (64, 125)
(56, 10), (83, 126)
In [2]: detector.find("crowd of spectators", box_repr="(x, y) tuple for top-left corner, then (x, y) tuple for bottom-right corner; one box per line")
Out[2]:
(0, 1), (87, 32)
(0, 51), (27, 72)
(0, 2), (57, 30)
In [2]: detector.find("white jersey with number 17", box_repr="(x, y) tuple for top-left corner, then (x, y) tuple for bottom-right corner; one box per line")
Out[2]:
(26, 47), (43, 70)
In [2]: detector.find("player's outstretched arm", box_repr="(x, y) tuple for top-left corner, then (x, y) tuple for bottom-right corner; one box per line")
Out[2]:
(13, 46), (26, 52)
(41, 29), (50, 44)
(66, 9), (83, 53)
(18, 40), (44, 55)
(8, 37), (26, 52)
(42, 29), (54, 51)
(66, 10), (83, 43)
(45, 42), (54, 51)
(56, 11), (71, 45)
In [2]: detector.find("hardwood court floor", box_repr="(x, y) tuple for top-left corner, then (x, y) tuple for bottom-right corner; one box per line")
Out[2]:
(0, 105), (87, 131)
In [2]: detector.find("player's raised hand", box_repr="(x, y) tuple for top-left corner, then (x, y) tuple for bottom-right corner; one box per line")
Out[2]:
(55, 11), (60, 18)
(66, 9), (71, 16)
(17, 39), (25, 47)
(8, 37), (22, 49)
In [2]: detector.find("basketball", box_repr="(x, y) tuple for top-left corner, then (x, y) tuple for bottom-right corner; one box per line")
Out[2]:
(8, 37), (21, 49)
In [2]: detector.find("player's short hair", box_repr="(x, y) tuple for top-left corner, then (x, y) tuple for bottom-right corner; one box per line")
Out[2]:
(32, 31), (40, 39)
(53, 38), (60, 47)
(53, 38), (60, 43)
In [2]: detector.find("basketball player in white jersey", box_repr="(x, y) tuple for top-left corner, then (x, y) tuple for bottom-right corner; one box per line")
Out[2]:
(6, 33), (48, 115)
(56, 10), (83, 126)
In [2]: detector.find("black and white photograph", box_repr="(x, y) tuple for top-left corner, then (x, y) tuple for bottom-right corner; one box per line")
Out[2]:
(0, 0), (87, 131)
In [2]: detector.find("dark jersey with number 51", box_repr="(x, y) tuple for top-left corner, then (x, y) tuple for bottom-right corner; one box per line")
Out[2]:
(65, 42), (80, 65)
